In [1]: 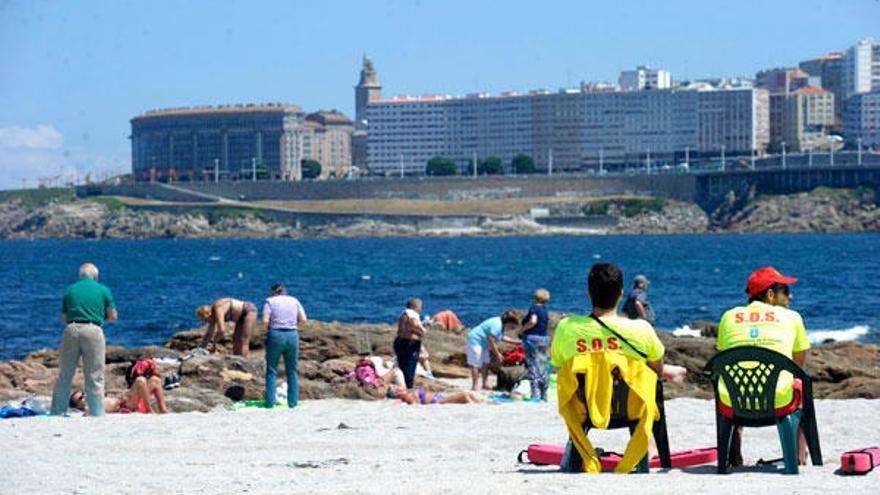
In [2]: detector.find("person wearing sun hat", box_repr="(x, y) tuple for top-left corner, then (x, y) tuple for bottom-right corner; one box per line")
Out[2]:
(716, 266), (811, 466)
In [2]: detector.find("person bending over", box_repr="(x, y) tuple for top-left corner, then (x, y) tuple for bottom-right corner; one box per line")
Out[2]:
(196, 297), (257, 356)
(466, 310), (522, 391)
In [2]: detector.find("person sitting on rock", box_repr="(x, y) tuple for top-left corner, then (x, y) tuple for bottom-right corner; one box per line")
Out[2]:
(196, 298), (257, 357)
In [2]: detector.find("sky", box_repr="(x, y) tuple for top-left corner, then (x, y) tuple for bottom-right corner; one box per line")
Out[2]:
(0, 0), (878, 189)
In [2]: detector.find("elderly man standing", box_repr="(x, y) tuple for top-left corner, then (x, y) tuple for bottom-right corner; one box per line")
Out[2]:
(623, 274), (655, 325)
(50, 263), (117, 417)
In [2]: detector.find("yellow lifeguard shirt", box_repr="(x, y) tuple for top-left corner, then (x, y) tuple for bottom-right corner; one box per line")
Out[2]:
(716, 301), (810, 407)
(551, 314), (665, 367)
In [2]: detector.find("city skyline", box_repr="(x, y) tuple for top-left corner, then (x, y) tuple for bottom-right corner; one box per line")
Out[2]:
(1, 0), (879, 188)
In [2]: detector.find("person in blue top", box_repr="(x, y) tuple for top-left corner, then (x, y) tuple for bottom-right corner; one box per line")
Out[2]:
(519, 288), (551, 401)
(466, 310), (521, 391)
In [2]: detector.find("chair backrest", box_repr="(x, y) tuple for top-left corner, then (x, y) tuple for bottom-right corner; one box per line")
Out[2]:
(703, 346), (808, 423)
(576, 370), (632, 428)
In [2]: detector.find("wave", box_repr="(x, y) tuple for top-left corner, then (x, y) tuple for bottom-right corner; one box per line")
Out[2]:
(807, 326), (871, 344)
(666, 325), (873, 344)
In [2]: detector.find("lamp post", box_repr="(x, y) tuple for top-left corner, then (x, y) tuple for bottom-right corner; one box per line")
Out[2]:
(781, 141), (786, 170)
(599, 148), (604, 175)
(829, 137), (834, 166)
(808, 147), (813, 168)
(858, 137), (863, 166)
(720, 145), (726, 172)
(646, 148), (651, 174)
(751, 147), (756, 170)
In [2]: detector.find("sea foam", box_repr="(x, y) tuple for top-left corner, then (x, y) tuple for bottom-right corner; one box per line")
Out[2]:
(807, 325), (870, 344)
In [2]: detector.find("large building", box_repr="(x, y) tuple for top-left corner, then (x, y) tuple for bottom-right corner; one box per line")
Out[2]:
(799, 52), (844, 125)
(618, 66), (672, 91)
(844, 89), (880, 149)
(130, 104), (308, 182)
(366, 83), (770, 174)
(842, 39), (880, 98)
(770, 87), (835, 151)
(303, 111), (354, 178)
(755, 68), (818, 94)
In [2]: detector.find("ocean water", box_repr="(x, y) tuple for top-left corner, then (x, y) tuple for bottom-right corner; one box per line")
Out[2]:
(0, 234), (877, 360)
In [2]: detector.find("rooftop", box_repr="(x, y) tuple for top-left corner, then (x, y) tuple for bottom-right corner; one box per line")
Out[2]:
(133, 103), (304, 120)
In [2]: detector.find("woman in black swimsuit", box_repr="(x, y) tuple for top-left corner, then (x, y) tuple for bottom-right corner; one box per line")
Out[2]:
(196, 298), (257, 357)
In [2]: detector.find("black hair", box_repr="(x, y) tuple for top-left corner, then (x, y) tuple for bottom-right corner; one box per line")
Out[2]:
(749, 282), (789, 303)
(270, 283), (285, 295)
(588, 263), (624, 310)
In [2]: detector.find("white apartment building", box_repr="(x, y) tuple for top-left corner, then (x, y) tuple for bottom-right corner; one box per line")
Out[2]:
(619, 66), (672, 91)
(365, 84), (769, 174)
(843, 39), (880, 98)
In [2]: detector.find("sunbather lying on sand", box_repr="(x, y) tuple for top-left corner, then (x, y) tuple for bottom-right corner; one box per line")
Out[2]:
(388, 383), (480, 404)
(70, 375), (168, 414)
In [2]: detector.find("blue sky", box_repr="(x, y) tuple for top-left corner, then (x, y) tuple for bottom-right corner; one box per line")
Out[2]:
(0, 0), (878, 189)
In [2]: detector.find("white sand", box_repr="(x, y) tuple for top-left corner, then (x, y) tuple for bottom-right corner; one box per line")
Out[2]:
(1, 397), (877, 494)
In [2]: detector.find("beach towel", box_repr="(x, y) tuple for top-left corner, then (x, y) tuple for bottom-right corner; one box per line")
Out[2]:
(556, 352), (659, 474)
(0, 406), (38, 418)
(228, 400), (292, 411)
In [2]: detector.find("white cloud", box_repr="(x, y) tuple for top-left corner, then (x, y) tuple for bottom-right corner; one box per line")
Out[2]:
(0, 125), (64, 150)
(0, 125), (128, 190)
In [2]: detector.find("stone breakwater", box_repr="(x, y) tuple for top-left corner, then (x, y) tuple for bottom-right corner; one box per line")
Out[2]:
(1, 318), (877, 413)
(1, 186), (878, 239)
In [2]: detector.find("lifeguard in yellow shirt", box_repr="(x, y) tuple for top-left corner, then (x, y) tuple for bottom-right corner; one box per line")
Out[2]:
(717, 266), (810, 466)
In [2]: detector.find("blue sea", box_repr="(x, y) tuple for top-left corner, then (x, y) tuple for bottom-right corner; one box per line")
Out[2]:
(0, 234), (878, 360)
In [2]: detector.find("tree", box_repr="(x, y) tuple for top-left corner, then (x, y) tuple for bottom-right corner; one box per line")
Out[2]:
(511, 154), (536, 174)
(478, 156), (504, 175)
(301, 159), (321, 179)
(426, 156), (458, 176)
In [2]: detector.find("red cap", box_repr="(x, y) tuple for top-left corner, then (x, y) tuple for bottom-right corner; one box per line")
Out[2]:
(746, 266), (797, 298)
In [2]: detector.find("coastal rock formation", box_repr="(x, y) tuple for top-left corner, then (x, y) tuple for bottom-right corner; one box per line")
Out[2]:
(715, 188), (880, 233)
(613, 203), (710, 234)
(2, 317), (877, 412)
(0, 199), (301, 240)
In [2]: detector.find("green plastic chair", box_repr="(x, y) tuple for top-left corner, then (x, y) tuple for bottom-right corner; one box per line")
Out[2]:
(561, 370), (672, 474)
(703, 347), (823, 474)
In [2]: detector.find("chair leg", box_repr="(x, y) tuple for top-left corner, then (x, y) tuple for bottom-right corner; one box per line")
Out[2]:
(777, 411), (802, 475)
(716, 411), (734, 474)
(560, 439), (583, 473)
(802, 409), (823, 466)
(635, 454), (649, 473)
(653, 415), (672, 469)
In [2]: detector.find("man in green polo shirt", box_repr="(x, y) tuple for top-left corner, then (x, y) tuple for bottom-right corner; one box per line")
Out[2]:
(50, 263), (117, 417)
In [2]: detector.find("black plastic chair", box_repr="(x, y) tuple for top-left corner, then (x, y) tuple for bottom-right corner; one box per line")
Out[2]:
(703, 347), (822, 474)
(561, 369), (672, 473)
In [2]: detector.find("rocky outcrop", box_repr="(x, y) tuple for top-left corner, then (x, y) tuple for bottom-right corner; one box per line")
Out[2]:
(613, 203), (710, 234)
(0, 199), (301, 240)
(2, 316), (878, 412)
(714, 188), (880, 233)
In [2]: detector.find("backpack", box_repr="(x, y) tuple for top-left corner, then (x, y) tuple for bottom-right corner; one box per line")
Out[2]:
(503, 344), (526, 366)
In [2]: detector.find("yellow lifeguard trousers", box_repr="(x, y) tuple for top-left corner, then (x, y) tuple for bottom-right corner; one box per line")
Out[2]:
(557, 352), (667, 473)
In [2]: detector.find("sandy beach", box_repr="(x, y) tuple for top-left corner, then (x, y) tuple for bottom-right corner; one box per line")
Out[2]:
(1, 394), (877, 494)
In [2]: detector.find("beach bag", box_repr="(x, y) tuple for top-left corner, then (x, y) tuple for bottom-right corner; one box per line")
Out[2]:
(346, 359), (385, 389)
(503, 344), (525, 366)
(125, 359), (160, 388)
(840, 447), (880, 475)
